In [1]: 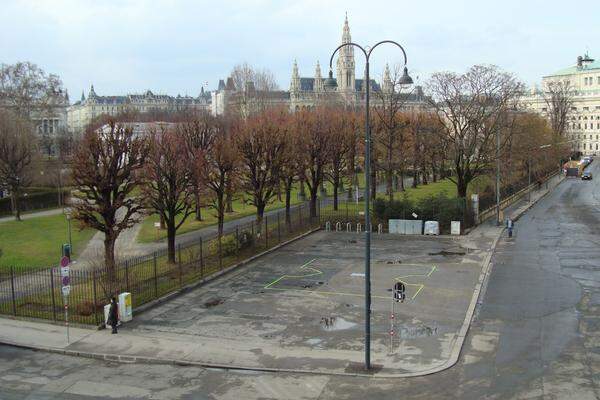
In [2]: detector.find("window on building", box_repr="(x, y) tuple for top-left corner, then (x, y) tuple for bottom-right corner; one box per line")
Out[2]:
(598, 77), (600, 85)
(584, 143), (587, 150)
(584, 107), (589, 111)
(585, 77), (588, 85)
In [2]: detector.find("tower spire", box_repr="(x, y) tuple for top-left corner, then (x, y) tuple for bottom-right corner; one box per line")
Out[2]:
(314, 61), (324, 92)
(337, 14), (355, 92)
(383, 63), (392, 93)
(290, 59), (301, 92)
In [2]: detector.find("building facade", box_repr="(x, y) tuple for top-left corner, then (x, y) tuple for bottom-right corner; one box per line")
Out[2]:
(212, 16), (428, 117)
(67, 85), (211, 134)
(524, 53), (600, 154)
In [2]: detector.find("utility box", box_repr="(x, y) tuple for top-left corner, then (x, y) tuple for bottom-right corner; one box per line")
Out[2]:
(451, 221), (461, 235)
(424, 221), (440, 235)
(104, 304), (111, 326)
(118, 292), (133, 322)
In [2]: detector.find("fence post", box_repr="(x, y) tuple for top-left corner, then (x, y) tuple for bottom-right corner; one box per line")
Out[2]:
(50, 268), (57, 321)
(153, 252), (158, 298)
(277, 212), (281, 243)
(178, 243), (183, 288)
(199, 238), (204, 277)
(92, 270), (99, 326)
(10, 266), (16, 316)
(125, 260), (130, 292)
(265, 216), (268, 248)
(235, 227), (240, 258)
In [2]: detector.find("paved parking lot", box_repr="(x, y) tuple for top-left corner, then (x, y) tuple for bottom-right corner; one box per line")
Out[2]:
(121, 230), (490, 374)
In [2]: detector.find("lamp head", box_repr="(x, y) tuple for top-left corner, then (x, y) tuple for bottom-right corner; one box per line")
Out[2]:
(399, 66), (414, 85)
(324, 69), (337, 89)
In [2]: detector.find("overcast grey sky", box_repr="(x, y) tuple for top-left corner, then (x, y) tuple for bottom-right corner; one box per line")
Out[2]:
(1, 0), (598, 100)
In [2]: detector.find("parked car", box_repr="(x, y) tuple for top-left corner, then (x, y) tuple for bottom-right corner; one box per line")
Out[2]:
(582, 171), (593, 180)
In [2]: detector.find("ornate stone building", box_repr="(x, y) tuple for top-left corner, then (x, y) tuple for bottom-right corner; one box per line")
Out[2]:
(67, 85), (211, 134)
(211, 16), (428, 116)
(523, 53), (600, 154)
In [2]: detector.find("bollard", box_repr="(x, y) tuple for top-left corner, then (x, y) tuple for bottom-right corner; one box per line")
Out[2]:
(325, 221), (331, 231)
(346, 222), (351, 232)
(336, 222), (341, 232)
(357, 223), (362, 233)
(378, 224), (383, 234)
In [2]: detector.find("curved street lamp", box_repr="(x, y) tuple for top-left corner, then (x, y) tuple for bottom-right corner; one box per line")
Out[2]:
(327, 40), (413, 370)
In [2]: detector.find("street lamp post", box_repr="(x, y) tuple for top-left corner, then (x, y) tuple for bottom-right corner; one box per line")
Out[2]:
(325, 40), (413, 370)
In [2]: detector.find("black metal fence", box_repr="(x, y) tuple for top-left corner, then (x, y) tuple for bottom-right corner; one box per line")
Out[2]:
(0, 189), (71, 217)
(0, 202), (319, 325)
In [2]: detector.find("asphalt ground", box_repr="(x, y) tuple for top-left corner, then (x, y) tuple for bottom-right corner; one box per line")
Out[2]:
(124, 230), (486, 373)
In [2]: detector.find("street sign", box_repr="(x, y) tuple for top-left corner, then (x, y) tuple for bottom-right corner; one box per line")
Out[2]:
(60, 256), (70, 268)
(62, 276), (70, 286)
(61, 285), (71, 296)
(60, 266), (70, 277)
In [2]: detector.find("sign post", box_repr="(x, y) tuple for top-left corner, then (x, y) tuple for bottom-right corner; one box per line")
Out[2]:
(390, 281), (406, 354)
(60, 256), (71, 344)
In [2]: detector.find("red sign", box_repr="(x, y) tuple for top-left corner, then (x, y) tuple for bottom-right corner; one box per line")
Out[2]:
(60, 256), (70, 268)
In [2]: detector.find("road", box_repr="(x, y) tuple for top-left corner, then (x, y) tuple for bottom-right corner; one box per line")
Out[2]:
(2, 168), (598, 399)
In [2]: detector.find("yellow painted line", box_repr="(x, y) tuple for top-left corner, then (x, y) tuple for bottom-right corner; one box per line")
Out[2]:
(263, 259), (320, 289)
(393, 265), (437, 300)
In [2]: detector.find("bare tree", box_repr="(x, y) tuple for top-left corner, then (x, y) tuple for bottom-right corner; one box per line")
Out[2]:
(230, 62), (279, 92)
(543, 79), (574, 138)
(196, 117), (238, 237)
(295, 108), (332, 217)
(236, 108), (289, 229)
(178, 111), (218, 221)
(0, 62), (64, 119)
(142, 126), (194, 263)
(426, 65), (523, 198)
(72, 120), (148, 291)
(0, 109), (37, 220)
(373, 66), (411, 201)
(324, 109), (352, 210)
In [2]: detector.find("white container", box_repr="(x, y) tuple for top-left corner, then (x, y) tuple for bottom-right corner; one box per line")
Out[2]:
(104, 303), (111, 325)
(451, 221), (461, 235)
(118, 292), (133, 322)
(424, 221), (440, 235)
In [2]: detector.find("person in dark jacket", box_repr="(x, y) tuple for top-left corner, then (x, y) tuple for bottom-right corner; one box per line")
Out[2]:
(107, 297), (119, 334)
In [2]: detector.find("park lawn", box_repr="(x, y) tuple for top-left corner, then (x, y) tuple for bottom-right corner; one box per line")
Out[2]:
(0, 214), (96, 269)
(137, 193), (305, 243)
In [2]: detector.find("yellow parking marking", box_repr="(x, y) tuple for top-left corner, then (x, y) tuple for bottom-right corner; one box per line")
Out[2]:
(264, 286), (389, 300)
(263, 258), (321, 289)
(393, 265), (436, 300)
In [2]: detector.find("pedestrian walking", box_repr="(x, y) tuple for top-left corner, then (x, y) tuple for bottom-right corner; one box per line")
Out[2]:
(107, 297), (119, 334)
(507, 217), (514, 238)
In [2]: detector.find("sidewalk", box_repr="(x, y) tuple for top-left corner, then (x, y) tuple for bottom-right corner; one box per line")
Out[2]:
(0, 175), (562, 377)
(0, 207), (64, 223)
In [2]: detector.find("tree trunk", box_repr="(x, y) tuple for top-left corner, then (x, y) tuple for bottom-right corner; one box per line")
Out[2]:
(103, 233), (117, 297)
(370, 168), (377, 200)
(386, 170), (393, 202)
(309, 189), (318, 218)
(457, 177), (468, 199)
(412, 168), (418, 188)
(166, 220), (176, 264)
(333, 176), (339, 211)
(10, 192), (21, 221)
(285, 183), (292, 229)
(256, 202), (266, 233)
(226, 188), (233, 213)
(194, 190), (203, 221)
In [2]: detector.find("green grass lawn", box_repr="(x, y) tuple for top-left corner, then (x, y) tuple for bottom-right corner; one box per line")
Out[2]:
(0, 214), (96, 269)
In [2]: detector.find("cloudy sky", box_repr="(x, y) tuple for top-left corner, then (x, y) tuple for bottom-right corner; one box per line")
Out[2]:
(1, 0), (599, 100)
